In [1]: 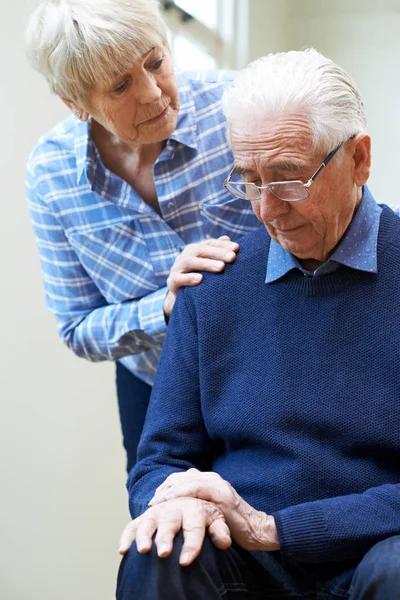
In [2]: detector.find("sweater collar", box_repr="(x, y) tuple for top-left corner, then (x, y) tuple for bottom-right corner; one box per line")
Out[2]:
(266, 186), (382, 283)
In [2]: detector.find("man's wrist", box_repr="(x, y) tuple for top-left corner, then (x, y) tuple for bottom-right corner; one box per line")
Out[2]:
(257, 512), (280, 551)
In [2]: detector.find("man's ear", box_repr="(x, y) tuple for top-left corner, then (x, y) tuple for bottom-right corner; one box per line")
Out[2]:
(58, 94), (89, 121)
(352, 133), (371, 187)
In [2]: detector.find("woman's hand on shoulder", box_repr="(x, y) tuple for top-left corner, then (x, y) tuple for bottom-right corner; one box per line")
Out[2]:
(163, 236), (239, 318)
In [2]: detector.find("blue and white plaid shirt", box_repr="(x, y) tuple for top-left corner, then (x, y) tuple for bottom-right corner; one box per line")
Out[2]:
(27, 71), (260, 385)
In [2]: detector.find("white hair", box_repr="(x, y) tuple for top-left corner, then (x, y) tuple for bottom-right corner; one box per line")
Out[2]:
(222, 48), (367, 154)
(25, 0), (168, 105)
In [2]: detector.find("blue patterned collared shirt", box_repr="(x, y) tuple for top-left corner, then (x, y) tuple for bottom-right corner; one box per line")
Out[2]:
(27, 71), (260, 385)
(266, 186), (383, 283)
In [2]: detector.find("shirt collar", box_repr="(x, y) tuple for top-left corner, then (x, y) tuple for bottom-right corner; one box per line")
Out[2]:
(167, 71), (198, 150)
(74, 117), (94, 186)
(266, 186), (382, 283)
(73, 70), (198, 185)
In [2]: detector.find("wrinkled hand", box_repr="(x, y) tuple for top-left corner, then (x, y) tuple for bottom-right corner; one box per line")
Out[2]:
(149, 469), (280, 552)
(119, 497), (231, 566)
(163, 236), (239, 317)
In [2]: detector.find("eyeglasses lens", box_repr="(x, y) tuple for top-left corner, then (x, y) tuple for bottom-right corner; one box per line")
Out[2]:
(225, 180), (310, 201)
(269, 182), (310, 201)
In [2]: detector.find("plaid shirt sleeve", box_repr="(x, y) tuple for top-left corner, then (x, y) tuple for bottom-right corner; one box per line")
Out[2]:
(26, 161), (167, 361)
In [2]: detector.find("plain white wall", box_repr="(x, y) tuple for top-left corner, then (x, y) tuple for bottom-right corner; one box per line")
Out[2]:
(1, 1), (400, 599)
(1, 3), (128, 600)
(245, 0), (400, 203)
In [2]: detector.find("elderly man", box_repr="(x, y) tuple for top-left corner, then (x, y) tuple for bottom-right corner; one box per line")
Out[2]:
(116, 49), (400, 599)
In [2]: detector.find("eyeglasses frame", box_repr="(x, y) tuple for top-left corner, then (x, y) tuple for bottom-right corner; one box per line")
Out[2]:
(223, 135), (356, 202)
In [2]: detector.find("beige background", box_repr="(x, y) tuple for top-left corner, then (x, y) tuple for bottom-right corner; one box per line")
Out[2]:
(1, 1), (400, 598)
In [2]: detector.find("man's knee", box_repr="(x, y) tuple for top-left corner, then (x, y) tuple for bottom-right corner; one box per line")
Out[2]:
(351, 536), (400, 596)
(117, 536), (179, 600)
(116, 532), (220, 600)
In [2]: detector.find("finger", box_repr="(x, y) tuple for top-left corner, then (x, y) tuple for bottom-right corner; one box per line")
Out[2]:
(205, 238), (239, 252)
(119, 520), (139, 555)
(178, 241), (237, 262)
(167, 260), (225, 294)
(151, 481), (206, 506)
(176, 257), (227, 274)
(179, 501), (227, 566)
(167, 272), (203, 294)
(194, 245), (238, 261)
(155, 468), (200, 494)
(150, 473), (202, 506)
(151, 473), (223, 505)
(154, 516), (182, 558)
(150, 470), (208, 506)
(179, 516), (207, 566)
(179, 239), (238, 261)
(150, 482), (175, 506)
(134, 514), (158, 554)
(151, 471), (194, 500)
(208, 518), (232, 550)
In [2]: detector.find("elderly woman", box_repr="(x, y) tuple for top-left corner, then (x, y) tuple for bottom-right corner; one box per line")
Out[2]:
(25, 0), (259, 471)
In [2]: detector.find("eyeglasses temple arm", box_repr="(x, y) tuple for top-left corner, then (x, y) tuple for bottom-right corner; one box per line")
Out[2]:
(223, 166), (235, 187)
(306, 142), (344, 186)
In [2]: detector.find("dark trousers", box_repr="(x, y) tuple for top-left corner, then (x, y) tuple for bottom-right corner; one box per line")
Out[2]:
(116, 532), (400, 599)
(115, 362), (152, 473)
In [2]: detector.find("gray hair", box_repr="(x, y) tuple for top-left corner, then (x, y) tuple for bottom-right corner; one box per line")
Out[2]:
(25, 0), (168, 105)
(222, 48), (367, 154)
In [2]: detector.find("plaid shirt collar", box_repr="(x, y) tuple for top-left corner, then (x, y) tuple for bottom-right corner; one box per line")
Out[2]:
(74, 71), (198, 187)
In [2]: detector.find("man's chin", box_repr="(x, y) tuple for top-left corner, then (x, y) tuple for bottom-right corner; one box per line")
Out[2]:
(278, 238), (305, 256)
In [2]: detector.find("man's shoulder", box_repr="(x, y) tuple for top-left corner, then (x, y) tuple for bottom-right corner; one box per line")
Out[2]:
(237, 223), (271, 253)
(379, 204), (400, 252)
(182, 226), (269, 307)
(380, 203), (400, 222)
(218, 225), (270, 278)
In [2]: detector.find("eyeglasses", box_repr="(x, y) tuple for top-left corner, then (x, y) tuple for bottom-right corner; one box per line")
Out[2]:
(223, 136), (355, 202)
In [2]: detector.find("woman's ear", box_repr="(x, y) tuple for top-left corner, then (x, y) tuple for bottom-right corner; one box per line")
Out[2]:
(58, 94), (89, 121)
(352, 133), (371, 187)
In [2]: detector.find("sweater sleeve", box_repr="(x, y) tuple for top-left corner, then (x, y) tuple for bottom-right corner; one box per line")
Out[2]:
(127, 287), (214, 518)
(273, 483), (400, 563)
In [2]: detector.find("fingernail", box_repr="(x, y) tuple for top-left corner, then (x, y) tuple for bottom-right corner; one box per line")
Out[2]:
(149, 495), (163, 506)
(225, 252), (235, 260)
(193, 274), (202, 282)
(180, 553), (190, 565)
(158, 543), (169, 556)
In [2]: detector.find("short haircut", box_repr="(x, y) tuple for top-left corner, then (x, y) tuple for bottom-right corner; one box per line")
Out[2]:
(25, 0), (168, 105)
(222, 48), (367, 154)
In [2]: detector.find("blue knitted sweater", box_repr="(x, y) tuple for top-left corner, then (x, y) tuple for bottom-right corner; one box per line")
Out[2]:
(128, 205), (400, 566)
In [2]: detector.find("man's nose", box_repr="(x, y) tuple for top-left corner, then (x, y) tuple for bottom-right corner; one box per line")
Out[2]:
(258, 188), (290, 222)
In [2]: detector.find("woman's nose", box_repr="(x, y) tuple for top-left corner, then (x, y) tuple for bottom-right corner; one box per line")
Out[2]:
(136, 72), (162, 104)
